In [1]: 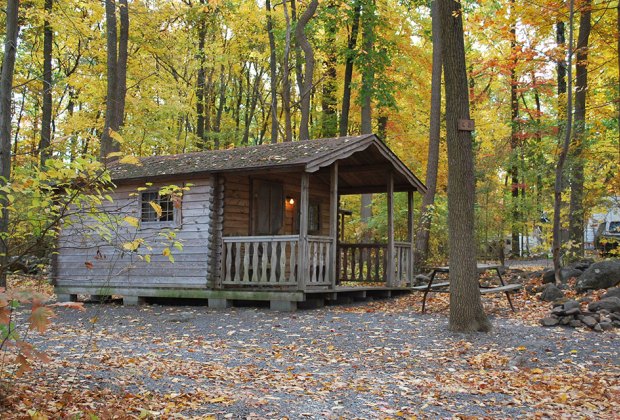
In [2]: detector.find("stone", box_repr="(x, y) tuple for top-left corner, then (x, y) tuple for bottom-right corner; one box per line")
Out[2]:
(612, 321), (620, 328)
(540, 317), (560, 327)
(542, 270), (556, 284)
(569, 319), (583, 328)
(270, 300), (297, 312)
(56, 294), (78, 303)
(559, 316), (573, 325)
(563, 299), (580, 311)
(565, 307), (581, 316)
(123, 296), (145, 306)
(414, 274), (431, 287)
(602, 287), (620, 300)
(593, 324), (603, 332)
(208, 298), (232, 309)
(609, 313), (620, 322)
(165, 311), (195, 323)
(568, 259), (594, 271)
(581, 316), (597, 328)
(541, 284), (564, 302)
(560, 268), (583, 282)
(576, 260), (620, 292)
(551, 306), (565, 316)
(599, 321), (614, 331)
(588, 297), (620, 314)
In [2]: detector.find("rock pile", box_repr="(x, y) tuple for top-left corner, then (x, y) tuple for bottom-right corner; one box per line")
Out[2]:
(540, 296), (620, 332)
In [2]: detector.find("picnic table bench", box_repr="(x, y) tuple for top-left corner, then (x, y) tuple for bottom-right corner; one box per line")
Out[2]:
(411, 264), (522, 312)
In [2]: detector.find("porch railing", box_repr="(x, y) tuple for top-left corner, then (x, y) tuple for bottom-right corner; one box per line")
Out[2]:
(221, 235), (333, 289)
(338, 242), (412, 285)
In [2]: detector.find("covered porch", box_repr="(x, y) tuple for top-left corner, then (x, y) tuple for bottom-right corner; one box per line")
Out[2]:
(216, 135), (425, 297)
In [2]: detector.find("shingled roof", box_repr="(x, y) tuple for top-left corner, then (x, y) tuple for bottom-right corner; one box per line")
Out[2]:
(109, 134), (426, 193)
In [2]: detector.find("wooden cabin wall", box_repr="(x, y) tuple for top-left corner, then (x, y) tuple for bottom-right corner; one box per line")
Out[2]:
(222, 172), (331, 237)
(55, 178), (214, 290)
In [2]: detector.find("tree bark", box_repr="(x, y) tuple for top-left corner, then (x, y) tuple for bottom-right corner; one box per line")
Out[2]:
(439, 0), (490, 332)
(196, 0), (207, 148)
(510, 1), (521, 257)
(295, 0), (318, 140)
(282, 0), (293, 142)
(568, 0), (591, 255)
(101, 0), (119, 159)
(339, 0), (361, 137)
(266, 0), (279, 143)
(321, 0), (338, 137)
(553, 0), (575, 283)
(359, 0), (376, 228)
(415, 0), (442, 270)
(39, 0), (53, 166)
(116, 0), (128, 130)
(0, 0), (20, 287)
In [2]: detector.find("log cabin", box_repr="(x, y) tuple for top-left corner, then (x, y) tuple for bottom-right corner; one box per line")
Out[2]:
(53, 134), (426, 310)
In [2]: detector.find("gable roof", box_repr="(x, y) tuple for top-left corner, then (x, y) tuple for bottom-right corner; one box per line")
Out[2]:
(109, 134), (426, 193)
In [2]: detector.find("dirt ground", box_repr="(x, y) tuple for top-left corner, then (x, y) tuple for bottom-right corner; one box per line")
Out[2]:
(1, 267), (619, 419)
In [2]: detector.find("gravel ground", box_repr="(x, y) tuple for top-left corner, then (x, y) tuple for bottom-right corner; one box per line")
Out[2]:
(9, 296), (618, 419)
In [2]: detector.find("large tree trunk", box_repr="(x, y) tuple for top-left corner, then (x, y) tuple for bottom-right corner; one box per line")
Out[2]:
(295, 0), (319, 141)
(266, 0), (278, 144)
(553, 1), (575, 283)
(101, 0), (128, 159)
(439, 0), (490, 333)
(568, 0), (591, 255)
(101, 0), (119, 159)
(415, 0), (442, 270)
(510, 2), (521, 258)
(282, 0), (293, 142)
(39, 0), (53, 166)
(321, 0), (338, 137)
(0, 0), (20, 287)
(339, 0), (361, 137)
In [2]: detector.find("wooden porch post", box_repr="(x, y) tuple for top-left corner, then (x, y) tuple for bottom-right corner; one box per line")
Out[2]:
(387, 172), (395, 286)
(330, 162), (338, 289)
(408, 190), (415, 279)
(298, 172), (310, 290)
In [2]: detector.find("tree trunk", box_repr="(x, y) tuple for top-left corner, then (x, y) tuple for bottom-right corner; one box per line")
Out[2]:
(439, 0), (490, 332)
(321, 0), (338, 138)
(39, 0), (53, 166)
(282, 0), (293, 142)
(553, 0), (575, 283)
(415, 0), (442, 270)
(213, 63), (228, 149)
(266, 0), (278, 143)
(568, 0), (591, 256)
(0, 0), (20, 287)
(101, 0), (119, 159)
(196, 1), (207, 148)
(295, 0), (318, 141)
(510, 2), (521, 258)
(291, 0), (304, 107)
(339, 0), (361, 137)
(116, 0), (128, 129)
(360, 0), (376, 228)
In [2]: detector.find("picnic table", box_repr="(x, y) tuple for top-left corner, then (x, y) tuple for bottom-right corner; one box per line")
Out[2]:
(412, 264), (522, 312)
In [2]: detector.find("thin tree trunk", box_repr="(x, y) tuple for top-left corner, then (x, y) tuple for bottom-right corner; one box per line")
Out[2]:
(0, 0), (20, 287)
(39, 0), (53, 166)
(568, 0), (591, 255)
(321, 0), (338, 137)
(116, 0), (128, 130)
(510, 2), (521, 257)
(282, 0), (293, 142)
(439, 0), (490, 333)
(339, 0), (361, 137)
(360, 0), (376, 228)
(266, 0), (278, 143)
(553, 0), (575, 282)
(295, 0), (319, 141)
(213, 64), (228, 149)
(291, 0), (304, 104)
(196, 1), (207, 148)
(415, 0), (442, 270)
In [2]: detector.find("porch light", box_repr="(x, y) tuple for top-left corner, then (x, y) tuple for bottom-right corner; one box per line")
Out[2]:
(286, 196), (295, 206)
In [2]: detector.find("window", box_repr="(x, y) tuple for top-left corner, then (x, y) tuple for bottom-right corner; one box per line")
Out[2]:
(308, 201), (320, 234)
(141, 191), (175, 223)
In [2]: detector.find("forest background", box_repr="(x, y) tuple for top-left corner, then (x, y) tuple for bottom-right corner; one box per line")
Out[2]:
(0, 0), (618, 270)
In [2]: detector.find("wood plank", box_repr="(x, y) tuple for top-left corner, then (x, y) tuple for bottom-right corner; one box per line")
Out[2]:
(298, 173), (309, 290)
(387, 172), (395, 286)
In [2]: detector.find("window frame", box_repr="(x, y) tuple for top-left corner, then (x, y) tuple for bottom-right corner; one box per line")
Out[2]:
(139, 190), (180, 227)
